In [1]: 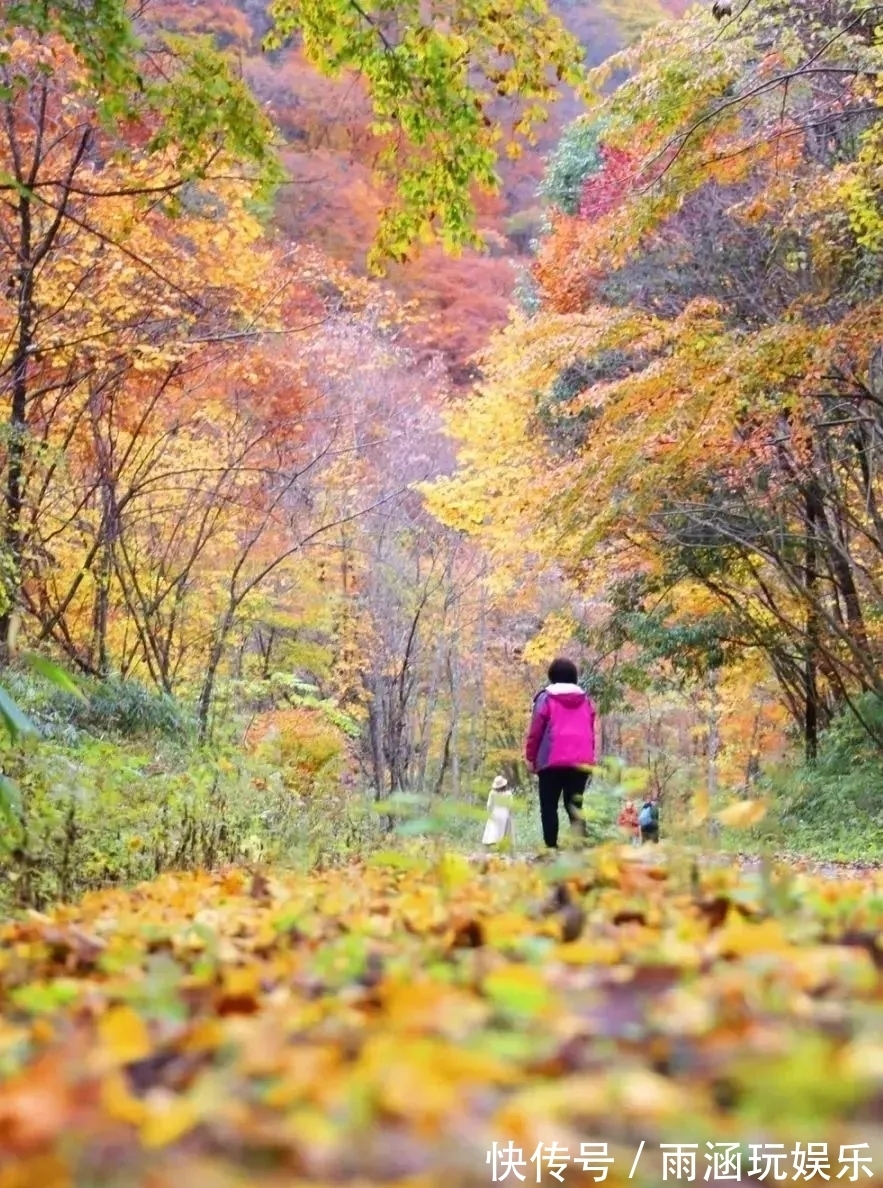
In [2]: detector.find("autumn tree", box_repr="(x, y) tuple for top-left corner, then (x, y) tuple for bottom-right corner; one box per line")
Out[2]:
(1, 13), (418, 742)
(427, 0), (883, 779)
(4, 0), (727, 777)
(0, 5), (282, 662)
(279, 299), (497, 803)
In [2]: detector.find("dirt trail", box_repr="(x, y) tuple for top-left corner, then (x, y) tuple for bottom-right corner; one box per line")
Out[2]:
(468, 848), (883, 879)
(736, 854), (883, 879)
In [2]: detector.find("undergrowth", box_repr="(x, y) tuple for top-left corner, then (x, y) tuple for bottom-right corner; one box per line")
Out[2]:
(0, 672), (382, 911)
(713, 694), (883, 864)
(3, 661), (882, 919)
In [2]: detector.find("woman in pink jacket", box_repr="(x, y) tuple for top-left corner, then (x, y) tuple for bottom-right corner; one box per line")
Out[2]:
(525, 657), (598, 849)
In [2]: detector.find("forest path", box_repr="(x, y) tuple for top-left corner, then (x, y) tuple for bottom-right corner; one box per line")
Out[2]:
(735, 854), (883, 879)
(465, 846), (882, 879)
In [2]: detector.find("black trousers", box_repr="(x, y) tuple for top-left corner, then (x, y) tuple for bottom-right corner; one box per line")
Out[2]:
(538, 767), (589, 848)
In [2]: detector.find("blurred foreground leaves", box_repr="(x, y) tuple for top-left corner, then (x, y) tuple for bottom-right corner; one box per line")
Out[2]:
(0, 846), (882, 1185)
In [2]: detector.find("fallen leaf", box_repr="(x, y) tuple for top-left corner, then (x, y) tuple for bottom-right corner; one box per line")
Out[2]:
(717, 799), (768, 828)
(97, 1005), (152, 1066)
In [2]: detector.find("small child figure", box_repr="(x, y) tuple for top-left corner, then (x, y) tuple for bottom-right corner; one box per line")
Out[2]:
(618, 799), (641, 845)
(482, 775), (514, 850)
(638, 797), (660, 844)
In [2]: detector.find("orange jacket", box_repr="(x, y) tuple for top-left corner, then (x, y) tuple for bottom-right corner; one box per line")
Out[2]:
(618, 803), (639, 831)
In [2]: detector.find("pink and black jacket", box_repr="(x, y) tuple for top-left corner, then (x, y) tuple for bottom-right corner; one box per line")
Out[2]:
(525, 683), (597, 772)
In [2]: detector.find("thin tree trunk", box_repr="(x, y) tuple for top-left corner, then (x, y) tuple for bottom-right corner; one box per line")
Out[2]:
(197, 614), (232, 740)
(805, 489), (820, 764)
(0, 197), (34, 662)
(448, 642), (461, 799)
(705, 671), (720, 803)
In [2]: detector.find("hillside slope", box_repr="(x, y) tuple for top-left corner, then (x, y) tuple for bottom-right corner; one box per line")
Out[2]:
(150, 0), (686, 378)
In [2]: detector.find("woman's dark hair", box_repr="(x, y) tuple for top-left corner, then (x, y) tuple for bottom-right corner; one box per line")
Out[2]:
(548, 657), (579, 685)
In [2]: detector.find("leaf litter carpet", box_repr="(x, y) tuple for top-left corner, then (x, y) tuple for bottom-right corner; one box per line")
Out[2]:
(0, 845), (882, 1187)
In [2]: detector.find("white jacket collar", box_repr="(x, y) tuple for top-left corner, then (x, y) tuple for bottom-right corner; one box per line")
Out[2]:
(546, 683), (583, 694)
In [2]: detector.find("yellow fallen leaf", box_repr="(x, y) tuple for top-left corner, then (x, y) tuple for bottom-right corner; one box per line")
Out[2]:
(217, 966), (262, 1010)
(179, 1018), (225, 1055)
(29, 1018), (54, 1045)
(841, 1042), (883, 1080)
(551, 938), (620, 965)
(101, 1071), (149, 1127)
(712, 916), (790, 956)
(596, 849), (622, 884)
(610, 1068), (691, 1118)
(435, 1043), (520, 1085)
(716, 799), (768, 828)
(262, 1046), (342, 1108)
(140, 1093), (200, 1148)
(495, 1075), (607, 1128)
(438, 852), (471, 889)
(376, 1054), (459, 1125)
(97, 1005), (151, 1065)
(283, 1107), (341, 1165)
(484, 964), (552, 1017)
(483, 912), (533, 946)
(381, 980), (490, 1035)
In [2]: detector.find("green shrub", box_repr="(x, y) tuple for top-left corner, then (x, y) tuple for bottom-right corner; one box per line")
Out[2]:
(51, 677), (194, 740)
(296, 788), (386, 870)
(2, 670), (194, 742)
(713, 695), (883, 862)
(0, 656), (389, 908)
(0, 737), (287, 909)
(773, 695), (883, 856)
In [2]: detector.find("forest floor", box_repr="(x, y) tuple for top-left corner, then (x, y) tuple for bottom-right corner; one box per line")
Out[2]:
(0, 844), (881, 1187)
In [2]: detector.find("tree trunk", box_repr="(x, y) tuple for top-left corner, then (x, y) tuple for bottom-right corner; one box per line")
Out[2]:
(0, 198), (34, 663)
(367, 670), (387, 800)
(705, 670), (720, 802)
(197, 613), (233, 741)
(805, 490), (819, 764)
(447, 646), (461, 799)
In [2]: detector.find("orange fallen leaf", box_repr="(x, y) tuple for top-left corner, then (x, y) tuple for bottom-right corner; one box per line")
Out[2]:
(0, 1054), (73, 1154)
(0, 1153), (71, 1188)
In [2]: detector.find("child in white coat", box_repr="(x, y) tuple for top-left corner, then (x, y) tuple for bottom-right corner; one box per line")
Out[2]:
(482, 775), (514, 850)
